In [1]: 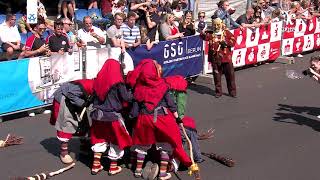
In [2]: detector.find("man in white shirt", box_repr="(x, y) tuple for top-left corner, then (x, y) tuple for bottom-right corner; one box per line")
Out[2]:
(0, 14), (24, 60)
(77, 16), (105, 47)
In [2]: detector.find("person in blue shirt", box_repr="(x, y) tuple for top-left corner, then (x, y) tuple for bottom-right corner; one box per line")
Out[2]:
(213, 0), (242, 30)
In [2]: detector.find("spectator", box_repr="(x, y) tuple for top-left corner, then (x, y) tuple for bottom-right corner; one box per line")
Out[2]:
(121, 11), (141, 48)
(61, 18), (82, 49)
(129, 0), (150, 26)
(236, 8), (261, 28)
(287, 1), (300, 22)
(172, 0), (184, 24)
(112, 0), (128, 16)
(158, 0), (173, 18)
(101, 0), (114, 19)
(213, 0), (241, 29)
(106, 12), (125, 52)
(300, 0), (312, 19)
(38, 0), (54, 30)
(178, 10), (195, 36)
(46, 21), (72, 55)
(270, 0), (280, 9)
(159, 13), (184, 41)
(253, 5), (264, 23)
(17, 11), (34, 34)
(88, 0), (98, 9)
(195, 11), (207, 34)
(145, 1), (161, 41)
(187, 0), (195, 11)
(20, 20), (50, 58)
(60, 0), (76, 21)
(140, 26), (156, 50)
(77, 16), (106, 46)
(0, 14), (24, 60)
(258, 0), (274, 21)
(271, 8), (282, 22)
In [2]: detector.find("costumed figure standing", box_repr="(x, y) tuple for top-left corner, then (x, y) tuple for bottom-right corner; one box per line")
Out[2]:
(50, 79), (94, 164)
(126, 59), (192, 180)
(89, 59), (133, 175)
(202, 17), (237, 98)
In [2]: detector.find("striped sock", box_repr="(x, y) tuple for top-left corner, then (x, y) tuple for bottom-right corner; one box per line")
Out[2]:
(135, 153), (145, 174)
(109, 161), (118, 172)
(60, 142), (68, 157)
(130, 151), (137, 166)
(92, 152), (102, 171)
(159, 152), (169, 177)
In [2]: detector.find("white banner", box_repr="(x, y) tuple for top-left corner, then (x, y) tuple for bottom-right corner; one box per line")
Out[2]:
(27, 0), (38, 24)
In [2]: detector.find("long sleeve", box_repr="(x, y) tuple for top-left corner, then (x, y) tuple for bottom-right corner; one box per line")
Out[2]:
(118, 83), (133, 102)
(164, 92), (177, 113)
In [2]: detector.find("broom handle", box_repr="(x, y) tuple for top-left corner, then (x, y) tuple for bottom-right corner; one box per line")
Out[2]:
(79, 107), (87, 122)
(179, 123), (195, 164)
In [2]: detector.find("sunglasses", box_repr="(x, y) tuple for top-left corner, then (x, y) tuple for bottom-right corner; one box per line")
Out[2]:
(199, 16), (205, 18)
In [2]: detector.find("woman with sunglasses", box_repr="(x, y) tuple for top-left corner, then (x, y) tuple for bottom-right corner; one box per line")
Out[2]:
(195, 11), (207, 34)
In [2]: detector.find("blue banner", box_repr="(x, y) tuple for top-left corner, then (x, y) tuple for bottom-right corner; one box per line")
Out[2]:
(0, 59), (43, 114)
(127, 35), (203, 77)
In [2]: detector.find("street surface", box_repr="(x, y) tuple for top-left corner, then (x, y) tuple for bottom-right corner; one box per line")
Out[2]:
(1, 52), (320, 180)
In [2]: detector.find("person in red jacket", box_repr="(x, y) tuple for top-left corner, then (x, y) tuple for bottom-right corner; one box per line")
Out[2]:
(126, 59), (192, 180)
(202, 17), (237, 98)
(50, 79), (94, 164)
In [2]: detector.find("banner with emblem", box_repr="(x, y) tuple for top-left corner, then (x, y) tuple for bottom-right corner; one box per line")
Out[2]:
(281, 17), (320, 55)
(0, 54), (82, 115)
(27, 0), (38, 24)
(231, 21), (282, 68)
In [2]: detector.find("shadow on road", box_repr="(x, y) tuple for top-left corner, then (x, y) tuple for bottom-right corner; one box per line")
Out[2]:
(188, 83), (215, 96)
(276, 104), (320, 116)
(273, 104), (320, 132)
(40, 137), (92, 168)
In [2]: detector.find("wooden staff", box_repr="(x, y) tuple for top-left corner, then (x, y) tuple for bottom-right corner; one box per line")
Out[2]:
(12, 162), (76, 180)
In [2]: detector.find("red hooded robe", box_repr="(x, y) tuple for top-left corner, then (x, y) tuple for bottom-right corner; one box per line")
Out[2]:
(90, 59), (132, 150)
(129, 59), (192, 167)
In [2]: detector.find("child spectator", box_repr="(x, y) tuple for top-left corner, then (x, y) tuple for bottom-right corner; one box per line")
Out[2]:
(195, 11), (207, 34)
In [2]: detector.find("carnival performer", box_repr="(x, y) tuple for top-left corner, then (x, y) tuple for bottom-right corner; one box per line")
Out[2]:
(126, 59), (192, 180)
(89, 59), (133, 175)
(164, 75), (214, 165)
(202, 17), (237, 98)
(50, 79), (94, 164)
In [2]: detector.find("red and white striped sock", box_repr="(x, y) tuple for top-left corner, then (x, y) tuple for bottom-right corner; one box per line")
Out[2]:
(60, 142), (68, 157)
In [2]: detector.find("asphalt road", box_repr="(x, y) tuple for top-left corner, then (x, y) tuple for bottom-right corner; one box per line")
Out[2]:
(1, 52), (320, 180)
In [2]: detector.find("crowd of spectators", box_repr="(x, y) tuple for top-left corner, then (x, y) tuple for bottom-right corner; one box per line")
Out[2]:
(1, 0), (320, 61)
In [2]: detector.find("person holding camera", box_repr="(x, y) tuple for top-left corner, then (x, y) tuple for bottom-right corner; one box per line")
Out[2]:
(201, 17), (236, 98)
(145, 1), (161, 41)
